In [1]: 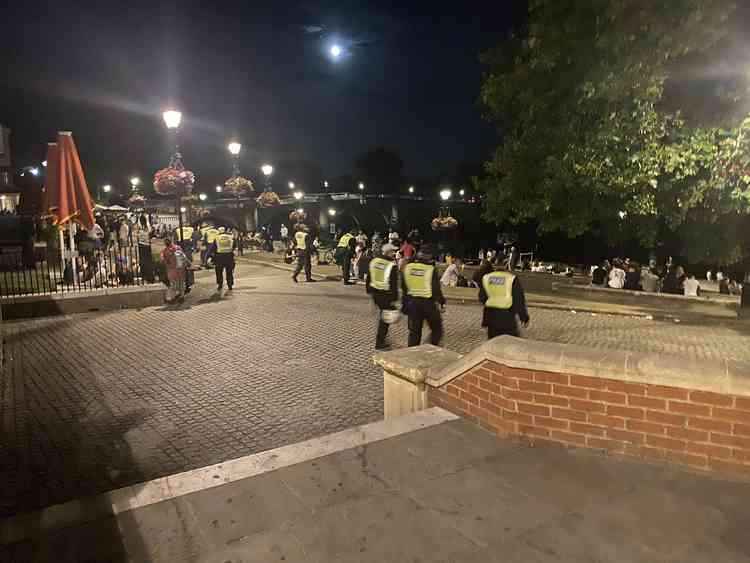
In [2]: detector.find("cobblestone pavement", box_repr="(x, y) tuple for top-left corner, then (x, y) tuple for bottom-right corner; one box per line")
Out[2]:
(3, 263), (750, 516)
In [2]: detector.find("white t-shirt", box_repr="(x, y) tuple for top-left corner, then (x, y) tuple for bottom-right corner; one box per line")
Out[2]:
(608, 268), (625, 289)
(684, 278), (700, 297)
(440, 263), (460, 287)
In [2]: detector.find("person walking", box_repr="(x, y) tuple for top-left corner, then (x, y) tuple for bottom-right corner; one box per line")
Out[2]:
(402, 245), (445, 347)
(137, 216), (155, 283)
(478, 262), (530, 339)
(213, 226), (236, 292)
(280, 224), (289, 247)
(336, 228), (357, 285)
(161, 237), (187, 303)
(292, 225), (314, 283)
(366, 243), (399, 349)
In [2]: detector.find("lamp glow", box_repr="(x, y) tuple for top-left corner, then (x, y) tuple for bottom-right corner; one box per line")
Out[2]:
(216, 185), (223, 193)
(199, 193), (207, 201)
(180, 206), (187, 213)
(408, 186), (415, 194)
(227, 142), (242, 156)
(330, 45), (342, 58)
(459, 189), (465, 196)
(261, 164), (273, 176)
(358, 182), (364, 191)
(288, 181), (295, 189)
(162, 110), (182, 129)
(29, 167), (39, 176)
(130, 177), (141, 189)
(440, 189), (452, 201)
(328, 208), (337, 216)
(296, 208), (304, 214)
(293, 191), (303, 200)
(102, 184), (112, 193)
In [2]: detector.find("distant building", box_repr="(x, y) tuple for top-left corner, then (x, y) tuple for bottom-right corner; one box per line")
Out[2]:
(0, 125), (21, 213)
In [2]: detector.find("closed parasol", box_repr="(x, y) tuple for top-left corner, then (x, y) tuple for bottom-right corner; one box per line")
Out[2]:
(45, 132), (95, 279)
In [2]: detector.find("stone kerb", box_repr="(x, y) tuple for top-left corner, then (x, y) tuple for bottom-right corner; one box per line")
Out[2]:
(375, 336), (750, 478)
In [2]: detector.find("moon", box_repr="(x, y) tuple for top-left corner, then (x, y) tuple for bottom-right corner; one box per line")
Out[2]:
(330, 44), (342, 59)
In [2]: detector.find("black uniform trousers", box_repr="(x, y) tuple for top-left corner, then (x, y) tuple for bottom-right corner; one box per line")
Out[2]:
(341, 249), (353, 283)
(293, 249), (312, 281)
(215, 253), (235, 289)
(406, 297), (443, 347)
(372, 292), (396, 348)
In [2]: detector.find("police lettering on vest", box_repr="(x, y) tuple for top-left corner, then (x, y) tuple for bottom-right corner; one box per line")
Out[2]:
(369, 257), (393, 291)
(337, 233), (354, 248)
(216, 233), (234, 253)
(404, 263), (434, 298)
(482, 272), (515, 310)
(295, 231), (307, 250)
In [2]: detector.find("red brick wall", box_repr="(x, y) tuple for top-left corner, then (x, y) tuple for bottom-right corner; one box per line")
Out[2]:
(428, 360), (750, 477)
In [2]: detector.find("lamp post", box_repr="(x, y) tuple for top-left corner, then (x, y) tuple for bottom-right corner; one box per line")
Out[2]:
(130, 176), (141, 192)
(228, 141), (242, 176)
(99, 183), (112, 202)
(163, 109), (184, 239)
(261, 164), (273, 192)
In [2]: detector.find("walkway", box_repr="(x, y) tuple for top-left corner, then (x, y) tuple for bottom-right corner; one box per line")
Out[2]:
(3, 261), (750, 517)
(3, 410), (749, 562)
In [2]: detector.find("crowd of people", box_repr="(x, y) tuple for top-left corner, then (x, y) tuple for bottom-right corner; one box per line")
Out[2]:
(590, 258), (743, 297)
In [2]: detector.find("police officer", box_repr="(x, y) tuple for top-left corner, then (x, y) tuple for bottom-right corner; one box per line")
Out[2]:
(366, 243), (399, 349)
(214, 226), (236, 291)
(478, 262), (530, 339)
(292, 225), (314, 283)
(336, 228), (357, 285)
(203, 225), (220, 268)
(401, 245), (445, 346)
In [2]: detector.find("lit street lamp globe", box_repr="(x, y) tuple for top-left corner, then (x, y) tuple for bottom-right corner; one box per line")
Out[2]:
(358, 182), (365, 191)
(227, 142), (242, 156)
(130, 176), (141, 190)
(294, 191), (304, 200)
(215, 185), (223, 193)
(459, 188), (465, 196)
(162, 109), (182, 129)
(323, 180), (329, 188)
(288, 181), (295, 189)
(296, 208), (304, 214)
(408, 186), (415, 194)
(29, 167), (40, 176)
(180, 206), (187, 213)
(440, 188), (452, 201)
(199, 193), (207, 201)
(261, 164), (274, 176)
(328, 208), (337, 217)
(102, 184), (112, 193)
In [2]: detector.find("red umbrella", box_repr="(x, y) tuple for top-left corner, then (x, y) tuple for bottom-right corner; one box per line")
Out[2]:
(49, 131), (94, 229)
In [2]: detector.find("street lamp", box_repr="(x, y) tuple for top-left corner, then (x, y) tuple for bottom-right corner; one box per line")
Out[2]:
(323, 180), (329, 189)
(408, 185), (415, 194)
(29, 167), (39, 176)
(228, 141), (242, 177)
(199, 193), (207, 201)
(440, 188), (452, 201)
(42, 160), (47, 167)
(215, 185), (223, 193)
(459, 188), (465, 197)
(288, 181), (295, 189)
(261, 163), (273, 192)
(99, 183), (112, 201)
(294, 190), (304, 200)
(162, 108), (185, 238)
(296, 208), (304, 214)
(358, 182), (365, 191)
(130, 176), (141, 191)
(328, 208), (337, 216)
(162, 110), (182, 129)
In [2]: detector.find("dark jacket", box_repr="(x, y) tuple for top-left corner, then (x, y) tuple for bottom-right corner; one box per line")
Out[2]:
(401, 260), (445, 308)
(478, 273), (530, 330)
(366, 259), (399, 307)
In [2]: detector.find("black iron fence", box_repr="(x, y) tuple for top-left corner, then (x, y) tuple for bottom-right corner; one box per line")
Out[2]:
(0, 240), (156, 298)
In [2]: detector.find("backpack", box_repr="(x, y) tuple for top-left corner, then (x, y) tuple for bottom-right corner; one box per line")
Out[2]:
(173, 247), (187, 269)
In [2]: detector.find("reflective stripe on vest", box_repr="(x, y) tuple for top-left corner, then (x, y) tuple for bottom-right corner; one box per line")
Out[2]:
(404, 263), (434, 298)
(369, 257), (394, 291)
(216, 234), (234, 253)
(177, 227), (193, 241)
(337, 233), (353, 248)
(482, 272), (515, 309)
(295, 232), (307, 250)
(206, 228), (219, 243)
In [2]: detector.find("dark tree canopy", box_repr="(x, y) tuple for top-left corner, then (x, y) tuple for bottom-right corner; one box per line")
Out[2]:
(477, 0), (750, 264)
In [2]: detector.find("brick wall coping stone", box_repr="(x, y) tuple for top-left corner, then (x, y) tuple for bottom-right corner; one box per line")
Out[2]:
(376, 336), (750, 398)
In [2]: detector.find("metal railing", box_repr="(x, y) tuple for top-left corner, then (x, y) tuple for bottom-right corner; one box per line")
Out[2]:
(0, 239), (155, 298)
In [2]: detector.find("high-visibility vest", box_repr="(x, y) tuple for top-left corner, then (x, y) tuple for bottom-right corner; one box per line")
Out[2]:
(295, 231), (307, 250)
(337, 233), (354, 248)
(176, 226), (194, 241)
(482, 271), (515, 310)
(403, 263), (434, 298)
(216, 233), (234, 253)
(369, 257), (394, 291)
(205, 228), (219, 244)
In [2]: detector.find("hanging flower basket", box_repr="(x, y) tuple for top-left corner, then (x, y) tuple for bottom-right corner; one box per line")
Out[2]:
(128, 194), (145, 206)
(256, 191), (281, 208)
(431, 215), (459, 231)
(153, 167), (196, 196)
(289, 210), (307, 223)
(224, 176), (254, 195)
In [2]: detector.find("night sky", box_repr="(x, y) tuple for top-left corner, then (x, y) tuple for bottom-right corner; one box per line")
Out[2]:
(1, 1), (523, 194)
